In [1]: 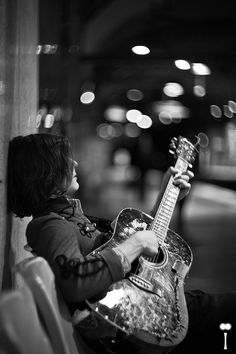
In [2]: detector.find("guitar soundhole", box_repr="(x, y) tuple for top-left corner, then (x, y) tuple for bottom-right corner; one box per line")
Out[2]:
(143, 245), (167, 266)
(156, 246), (165, 263)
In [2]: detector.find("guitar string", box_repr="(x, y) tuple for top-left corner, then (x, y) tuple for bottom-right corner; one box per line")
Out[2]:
(153, 177), (179, 263)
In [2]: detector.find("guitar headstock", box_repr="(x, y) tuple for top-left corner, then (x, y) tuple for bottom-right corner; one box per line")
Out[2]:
(169, 136), (200, 168)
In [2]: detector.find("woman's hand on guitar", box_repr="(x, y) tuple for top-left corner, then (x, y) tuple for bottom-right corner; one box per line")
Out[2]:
(150, 166), (194, 217)
(132, 230), (160, 257)
(170, 167), (194, 201)
(113, 230), (159, 266)
(162, 167), (194, 201)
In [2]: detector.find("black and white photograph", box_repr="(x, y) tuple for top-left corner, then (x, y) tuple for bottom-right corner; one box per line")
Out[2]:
(0, 1), (236, 353)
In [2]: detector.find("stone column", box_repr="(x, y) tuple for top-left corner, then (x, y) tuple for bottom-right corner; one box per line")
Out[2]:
(0, 0), (38, 290)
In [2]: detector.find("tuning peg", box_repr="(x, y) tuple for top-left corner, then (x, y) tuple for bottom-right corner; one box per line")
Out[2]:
(169, 149), (175, 155)
(194, 135), (201, 151)
(171, 137), (177, 146)
(188, 163), (193, 168)
(169, 150), (177, 160)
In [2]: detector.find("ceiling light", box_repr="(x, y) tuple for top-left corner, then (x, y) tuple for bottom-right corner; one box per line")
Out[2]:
(126, 109), (142, 123)
(36, 45), (42, 55)
(193, 85), (206, 97)
(159, 112), (172, 125)
(96, 123), (115, 140)
(105, 105), (126, 122)
(163, 82), (184, 97)
(210, 105), (222, 118)
(80, 91), (95, 104)
(228, 100), (236, 113)
(44, 114), (54, 128)
(126, 89), (143, 101)
(223, 105), (233, 118)
(131, 45), (150, 55)
(137, 115), (152, 129)
(174, 60), (191, 70)
(153, 100), (189, 119)
(197, 132), (209, 148)
(191, 63), (211, 75)
(113, 149), (131, 166)
(110, 123), (123, 137)
(124, 123), (141, 137)
(43, 44), (58, 54)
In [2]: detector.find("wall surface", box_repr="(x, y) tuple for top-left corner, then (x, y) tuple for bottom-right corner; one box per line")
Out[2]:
(0, 0), (38, 289)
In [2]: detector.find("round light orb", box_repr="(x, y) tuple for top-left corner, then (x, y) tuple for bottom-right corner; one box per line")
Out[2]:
(131, 45), (150, 55)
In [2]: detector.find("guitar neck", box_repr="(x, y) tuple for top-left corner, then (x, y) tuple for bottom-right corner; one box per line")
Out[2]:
(150, 157), (189, 243)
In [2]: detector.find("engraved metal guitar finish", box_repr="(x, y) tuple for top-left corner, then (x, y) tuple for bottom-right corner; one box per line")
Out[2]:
(86, 136), (199, 350)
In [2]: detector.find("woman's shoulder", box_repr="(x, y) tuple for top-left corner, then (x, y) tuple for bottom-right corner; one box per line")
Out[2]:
(26, 212), (78, 251)
(25, 212), (81, 260)
(27, 212), (73, 234)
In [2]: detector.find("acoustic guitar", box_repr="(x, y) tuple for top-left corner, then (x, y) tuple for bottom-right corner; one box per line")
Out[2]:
(86, 136), (199, 351)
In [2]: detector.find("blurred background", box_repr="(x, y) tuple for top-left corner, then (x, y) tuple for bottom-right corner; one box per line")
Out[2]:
(35, 0), (236, 293)
(1, 0), (236, 293)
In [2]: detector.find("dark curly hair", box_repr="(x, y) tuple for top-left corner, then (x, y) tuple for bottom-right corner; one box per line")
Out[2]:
(7, 133), (74, 217)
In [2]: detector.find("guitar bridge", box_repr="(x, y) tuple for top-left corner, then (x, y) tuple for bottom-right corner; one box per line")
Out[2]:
(129, 274), (155, 293)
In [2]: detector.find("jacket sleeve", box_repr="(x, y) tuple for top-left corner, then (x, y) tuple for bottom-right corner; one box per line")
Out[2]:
(26, 217), (124, 304)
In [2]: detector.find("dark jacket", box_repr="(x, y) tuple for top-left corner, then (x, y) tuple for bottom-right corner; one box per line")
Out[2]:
(26, 197), (124, 309)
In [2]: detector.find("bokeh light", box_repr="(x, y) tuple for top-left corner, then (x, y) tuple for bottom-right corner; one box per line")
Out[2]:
(80, 91), (95, 104)
(137, 115), (152, 129)
(174, 59), (191, 70)
(131, 45), (150, 55)
(126, 89), (143, 101)
(126, 109), (142, 123)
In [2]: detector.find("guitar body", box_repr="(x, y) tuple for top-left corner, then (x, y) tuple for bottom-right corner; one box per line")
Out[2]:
(86, 207), (193, 350)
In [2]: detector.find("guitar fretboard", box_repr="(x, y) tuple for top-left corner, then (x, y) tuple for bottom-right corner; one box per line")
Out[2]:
(150, 157), (188, 244)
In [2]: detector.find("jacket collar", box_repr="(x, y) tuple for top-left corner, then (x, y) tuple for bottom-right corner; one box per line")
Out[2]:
(33, 196), (83, 219)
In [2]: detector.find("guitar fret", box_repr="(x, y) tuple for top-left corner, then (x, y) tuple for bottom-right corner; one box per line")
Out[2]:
(153, 221), (167, 229)
(166, 195), (176, 201)
(158, 218), (170, 225)
(166, 198), (174, 202)
(152, 227), (168, 235)
(160, 208), (172, 216)
(153, 224), (166, 231)
(158, 215), (169, 222)
(153, 224), (168, 233)
(165, 201), (173, 206)
(152, 223), (167, 230)
(154, 228), (167, 236)
(155, 222), (169, 232)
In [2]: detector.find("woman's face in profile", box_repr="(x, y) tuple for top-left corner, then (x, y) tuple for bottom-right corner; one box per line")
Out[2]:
(67, 160), (79, 196)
